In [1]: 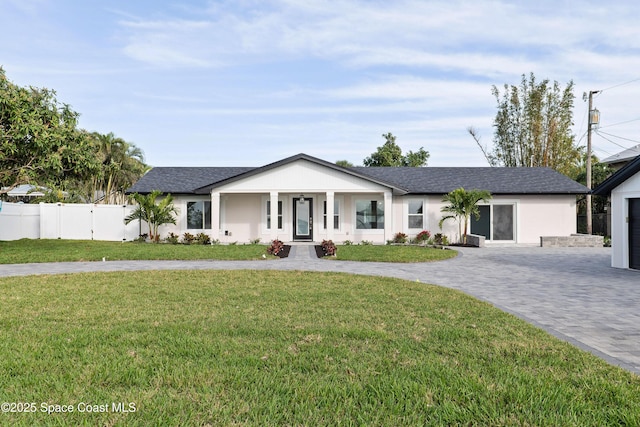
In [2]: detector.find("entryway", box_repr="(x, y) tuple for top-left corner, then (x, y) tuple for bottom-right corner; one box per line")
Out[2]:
(293, 197), (313, 241)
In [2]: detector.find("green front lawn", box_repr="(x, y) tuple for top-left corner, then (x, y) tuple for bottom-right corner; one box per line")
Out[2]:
(0, 240), (458, 264)
(0, 239), (271, 263)
(333, 244), (458, 262)
(1, 270), (638, 426)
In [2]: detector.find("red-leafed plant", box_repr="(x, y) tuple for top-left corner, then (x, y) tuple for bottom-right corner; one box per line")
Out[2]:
(415, 230), (431, 243)
(321, 239), (337, 256)
(267, 239), (284, 256)
(393, 232), (408, 244)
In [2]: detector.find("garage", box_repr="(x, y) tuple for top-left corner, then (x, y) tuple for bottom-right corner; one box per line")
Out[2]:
(630, 199), (640, 270)
(594, 155), (640, 270)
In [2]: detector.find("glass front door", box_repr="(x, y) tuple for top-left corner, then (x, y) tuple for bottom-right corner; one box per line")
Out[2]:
(293, 198), (313, 240)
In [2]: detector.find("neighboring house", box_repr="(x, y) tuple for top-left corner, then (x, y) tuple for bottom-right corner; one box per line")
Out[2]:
(594, 155), (640, 270)
(0, 184), (46, 203)
(127, 153), (588, 245)
(601, 144), (640, 171)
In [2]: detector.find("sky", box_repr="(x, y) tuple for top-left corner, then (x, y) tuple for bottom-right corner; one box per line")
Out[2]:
(2, 0), (640, 168)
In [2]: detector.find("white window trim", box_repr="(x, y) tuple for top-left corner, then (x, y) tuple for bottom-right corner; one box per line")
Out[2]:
(476, 200), (519, 243)
(186, 200), (212, 230)
(404, 197), (427, 232)
(354, 197), (385, 234)
(262, 196), (286, 232)
(321, 195), (343, 231)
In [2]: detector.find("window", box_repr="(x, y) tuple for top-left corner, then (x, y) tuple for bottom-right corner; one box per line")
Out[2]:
(408, 200), (424, 229)
(267, 200), (283, 230)
(323, 199), (340, 230)
(492, 204), (514, 240)
(187, 201), (211, 229)
(471, 203), (515, 241)
(356, 200), (384, 229)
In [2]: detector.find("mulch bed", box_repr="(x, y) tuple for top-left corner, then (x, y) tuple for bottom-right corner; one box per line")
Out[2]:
(275, 245), (291, 258)
(314, 245), (329, 258)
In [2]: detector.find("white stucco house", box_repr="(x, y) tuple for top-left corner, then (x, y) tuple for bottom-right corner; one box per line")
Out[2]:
(127, 153), (588, 245)
(594, 155), (640, 270)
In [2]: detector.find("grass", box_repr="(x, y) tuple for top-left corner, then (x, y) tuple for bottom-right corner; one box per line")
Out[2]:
(0, 239), (458, 264)
(0, 270), (638, 426)
(333, 244), (458, 262)
(0, 239), (271, 263)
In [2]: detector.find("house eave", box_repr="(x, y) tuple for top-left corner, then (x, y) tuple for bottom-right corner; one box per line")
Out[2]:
(193, 153), (408, 195)
(594, 155), (640, 196)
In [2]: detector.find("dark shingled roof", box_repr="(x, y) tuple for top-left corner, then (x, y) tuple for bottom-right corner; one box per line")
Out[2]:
(127, 167), (254, 194)
(593, 155), (640, 196)
(126, 154), (588, 195)
(353, 167), (588, 194)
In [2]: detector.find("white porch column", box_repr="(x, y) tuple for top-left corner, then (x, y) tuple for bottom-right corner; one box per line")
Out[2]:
(211, 191), (220, 242)
(270, 191), (279, 241)
(383, 190), (393, 243)
(326, 191), (335, 241)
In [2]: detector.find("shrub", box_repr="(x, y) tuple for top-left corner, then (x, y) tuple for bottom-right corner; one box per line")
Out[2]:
(414, 230), (431, 244)
(393, 232), (408, 244)
(321, 240), (337, 256)
(250, 238), (261, 245)
(267, 239), (284, 256)
(166, 232), (180, 245)
(433, 233), (449, 246)
(343, 240), (353, 246)
(134, 234), (148, 243)
(196, 232), (211, 245)
(211, 239), (221, 245)
(360, 240), (373, 246)
(182, 232), (195, 245)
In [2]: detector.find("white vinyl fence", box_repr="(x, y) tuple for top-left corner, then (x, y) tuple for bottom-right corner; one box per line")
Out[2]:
(0, 202), (142, 241)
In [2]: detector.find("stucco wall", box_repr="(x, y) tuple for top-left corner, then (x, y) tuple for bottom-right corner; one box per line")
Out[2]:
(610, 171), (640, 268)
(168, 192), (578, 245)
(518, 195), (577, 244)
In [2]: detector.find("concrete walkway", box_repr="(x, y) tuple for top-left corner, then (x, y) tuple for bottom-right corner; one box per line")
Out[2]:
(1, 245), (639, 374)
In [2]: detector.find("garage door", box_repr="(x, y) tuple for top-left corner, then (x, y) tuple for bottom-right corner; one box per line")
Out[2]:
(630, 198), (640, 270)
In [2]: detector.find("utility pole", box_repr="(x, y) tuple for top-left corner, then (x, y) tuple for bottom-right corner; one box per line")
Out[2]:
(586, 90), (600, 235)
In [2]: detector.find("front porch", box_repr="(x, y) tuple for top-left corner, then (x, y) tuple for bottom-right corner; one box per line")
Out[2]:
(206, 191), (394, 244)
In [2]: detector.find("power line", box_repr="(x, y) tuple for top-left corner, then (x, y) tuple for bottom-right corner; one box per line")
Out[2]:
(592, 145), (615, 157)
(599, 77), (640, 93)
(596, 130), (640, 146)
(594, 131), (634, 150)
(599, 117), (640, 129)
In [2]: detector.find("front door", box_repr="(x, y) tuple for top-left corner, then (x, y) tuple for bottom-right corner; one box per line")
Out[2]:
(630, 198), (640, 270)
(293, 197), (313, 241)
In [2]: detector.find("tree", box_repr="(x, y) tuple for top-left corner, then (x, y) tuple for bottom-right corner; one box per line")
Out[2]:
(335, 160), (354, 167)
(363, 133), (429, 167)
(89, 132), (148, 204)
(0, 68), (100, 193)
(439, 188), (492, 244)
(124, 191), (179, 242)
(471, 73), (580, 176)
(571, 153), (614, 224)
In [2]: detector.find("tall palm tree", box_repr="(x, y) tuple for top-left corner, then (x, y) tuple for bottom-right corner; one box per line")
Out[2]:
(90, 132), (149, 204)
(439, 188), (492, 244)
(124, 190), (178, 242)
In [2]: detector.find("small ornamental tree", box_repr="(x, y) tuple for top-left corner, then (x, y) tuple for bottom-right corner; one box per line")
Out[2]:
(125, 190), (178, 242)
(439, 188), (492, 244)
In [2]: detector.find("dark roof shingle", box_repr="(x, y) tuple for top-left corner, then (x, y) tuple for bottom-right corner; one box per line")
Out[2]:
(127, 154), (588, 195)
(127, 167), (254, 194)
(353, 166), (588, 194)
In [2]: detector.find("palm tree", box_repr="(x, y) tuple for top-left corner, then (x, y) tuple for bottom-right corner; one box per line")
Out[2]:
(90, 132), (149, 204)
(124, 190), (179, 242)
(439, 188), (492, 244)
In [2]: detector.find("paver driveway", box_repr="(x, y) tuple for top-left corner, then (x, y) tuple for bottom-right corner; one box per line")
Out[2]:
(1, 245), (638, 374)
